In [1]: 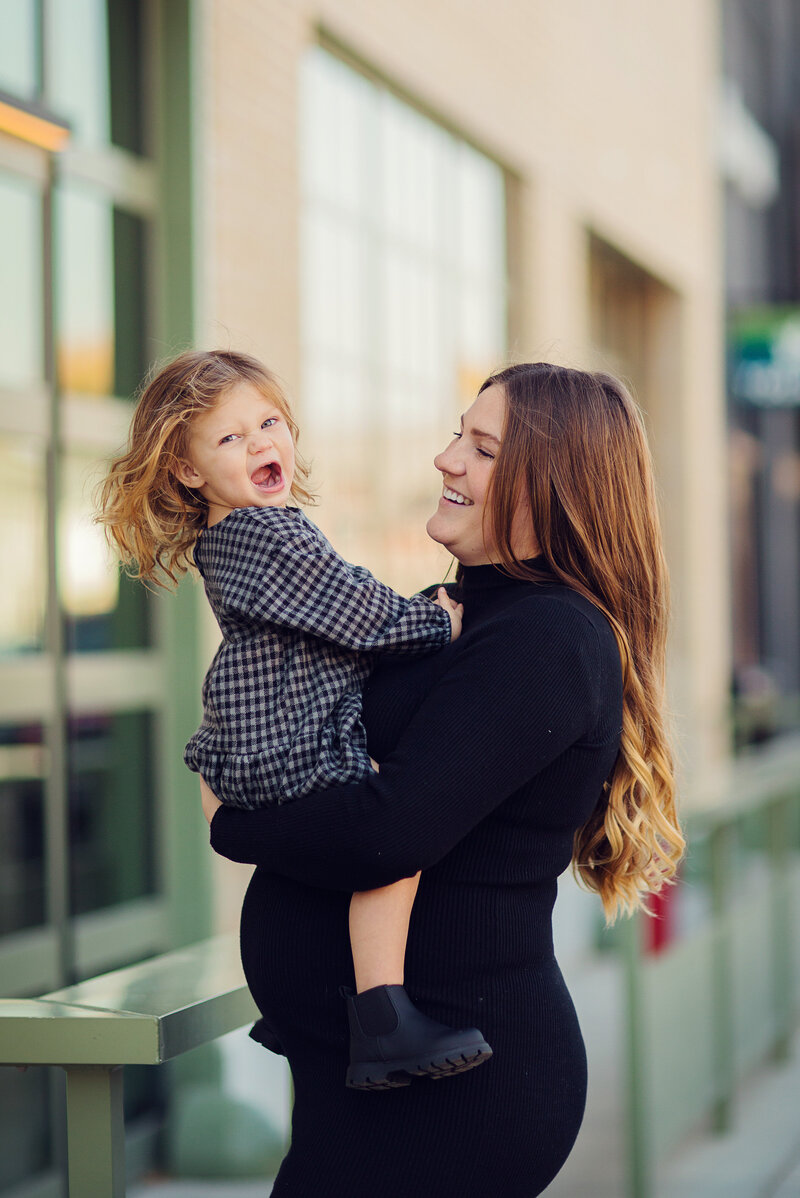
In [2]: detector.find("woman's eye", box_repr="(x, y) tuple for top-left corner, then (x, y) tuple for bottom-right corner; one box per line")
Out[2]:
(477, 448), (494, 460)
(451, 431), (462, 439)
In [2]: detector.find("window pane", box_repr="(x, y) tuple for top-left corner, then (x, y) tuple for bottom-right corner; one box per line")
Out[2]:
(0, 724), (46, 936)
(0, 435), (47, 655)
(0, 172), (43, 389)
(56, 184), (114, 395)
(49, 0), (145, 153)
(300, 47), (371, 215)
(56, 188), (150, 399)
(68, 710), (157, 916)
(107, 0), (146, 155)
(113, 208), (148, 399)
(0, 0), (38, 99)
(60, 451), (152, 653)
(50, 0), (110, 147)
(301, 48), (507, 589)
(457, 143), (506, 279)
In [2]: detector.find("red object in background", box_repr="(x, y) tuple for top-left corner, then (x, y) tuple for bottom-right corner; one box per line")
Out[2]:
(644, 885), (676, 954)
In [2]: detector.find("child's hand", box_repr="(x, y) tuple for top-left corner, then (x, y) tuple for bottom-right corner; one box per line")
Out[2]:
(200, 775), (223, 824)
(435, 587), (464, 641)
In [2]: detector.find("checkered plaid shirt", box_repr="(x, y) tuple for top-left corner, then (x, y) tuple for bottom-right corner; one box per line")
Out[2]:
(184, 506), (451, 808)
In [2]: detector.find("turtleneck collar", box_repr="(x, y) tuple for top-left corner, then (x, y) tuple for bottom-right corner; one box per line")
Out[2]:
(458, 556), (551, 595)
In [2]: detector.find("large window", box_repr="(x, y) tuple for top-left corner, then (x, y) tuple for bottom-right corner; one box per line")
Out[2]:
(300, 46), (507, 591)
(0, 5), (198, 1194)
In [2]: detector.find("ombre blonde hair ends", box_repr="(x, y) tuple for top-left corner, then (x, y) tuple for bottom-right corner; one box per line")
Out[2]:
(479, 363), (684, 922)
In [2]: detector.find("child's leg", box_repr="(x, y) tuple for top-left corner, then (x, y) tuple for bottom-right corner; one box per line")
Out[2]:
(344, 872), (492, 1090)
(348, 873), (420, 993)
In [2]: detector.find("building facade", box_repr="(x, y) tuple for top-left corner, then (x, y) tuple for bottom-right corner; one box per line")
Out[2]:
(722, 0), (800, 746)
(201, 0), (729, 808)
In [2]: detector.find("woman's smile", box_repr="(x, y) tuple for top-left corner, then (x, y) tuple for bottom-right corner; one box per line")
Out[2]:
(441, 486), (474, 506)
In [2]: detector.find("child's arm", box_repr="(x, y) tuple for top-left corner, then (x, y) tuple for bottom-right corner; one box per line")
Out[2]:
(231, 512), (457, 654)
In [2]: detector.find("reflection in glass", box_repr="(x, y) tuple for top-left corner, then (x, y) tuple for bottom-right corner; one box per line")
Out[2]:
(50, 0), (145, 153)
(56, 187), (150, 399)
(113, 208), (149, 399)
(301, 48), (507, 590)
(300, 47), (371, 215)
(302, 212), (368, 367)
(456, 143), (506, 278)
(0, 724), (46, 936)
(381, 93), (447, 251)
(0, 172), (43, 389)
(50, 0), (110, 146)
(0, 0), (38, 99)
(0, 436), (47, 655)
(60, 451), (152, 653)
(68, 710), (156, 916)
(56, 184), (115, 395)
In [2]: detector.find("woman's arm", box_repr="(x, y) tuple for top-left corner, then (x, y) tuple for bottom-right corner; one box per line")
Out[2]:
(210, 598), (602, 891)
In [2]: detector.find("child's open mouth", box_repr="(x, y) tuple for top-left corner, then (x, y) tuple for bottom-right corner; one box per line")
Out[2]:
(251, 462), (284, 492)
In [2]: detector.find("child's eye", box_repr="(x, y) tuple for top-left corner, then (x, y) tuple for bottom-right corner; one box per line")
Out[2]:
(219, 433), (237, 445)
(262, 417), (278, 428)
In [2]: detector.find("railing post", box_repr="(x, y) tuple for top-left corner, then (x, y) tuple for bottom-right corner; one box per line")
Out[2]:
(623, 910), (652, 1198)
(709, 822), (735, 1132)
(64, 1066), (126, 1197)
(767, 794), (793, 1063)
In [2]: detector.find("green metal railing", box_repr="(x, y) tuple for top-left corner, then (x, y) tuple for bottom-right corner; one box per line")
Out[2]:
(2, 742), (799, 1198)
(622, 736), (800, 1198)
(0, 936), (258, 1197)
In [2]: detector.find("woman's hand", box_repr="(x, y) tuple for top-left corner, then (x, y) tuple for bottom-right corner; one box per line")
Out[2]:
(200, 775), (223, 824)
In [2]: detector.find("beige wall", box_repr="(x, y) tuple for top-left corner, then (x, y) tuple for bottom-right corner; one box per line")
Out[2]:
(199, 1), (728, 929)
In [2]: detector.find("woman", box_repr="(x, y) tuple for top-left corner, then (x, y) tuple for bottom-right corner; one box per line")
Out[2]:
(203, 363), (684, 1197)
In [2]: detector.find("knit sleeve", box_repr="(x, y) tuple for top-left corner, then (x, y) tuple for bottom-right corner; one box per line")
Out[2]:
(209, 597), (602, 891)
(231, 512), (451, 654)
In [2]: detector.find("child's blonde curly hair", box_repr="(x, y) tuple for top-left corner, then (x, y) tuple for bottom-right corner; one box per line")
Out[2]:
(96, 349), (315, 586)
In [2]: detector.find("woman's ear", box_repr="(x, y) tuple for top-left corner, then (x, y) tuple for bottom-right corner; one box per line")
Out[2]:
(174, 459), (204, 489)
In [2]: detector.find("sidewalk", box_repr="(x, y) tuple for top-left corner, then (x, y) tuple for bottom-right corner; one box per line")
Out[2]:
(544, 954), (800, 1198)
(132, 952), (800, 1198)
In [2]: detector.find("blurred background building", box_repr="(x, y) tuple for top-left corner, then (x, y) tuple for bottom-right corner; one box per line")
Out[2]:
(0, 1), (797, 1195)
(722, 0), (800, 748)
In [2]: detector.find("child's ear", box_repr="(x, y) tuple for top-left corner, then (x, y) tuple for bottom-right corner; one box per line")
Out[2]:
(174, 460), (204, 489)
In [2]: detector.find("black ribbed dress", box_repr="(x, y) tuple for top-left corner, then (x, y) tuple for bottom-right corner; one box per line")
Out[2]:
(210, 561), (623, 1198)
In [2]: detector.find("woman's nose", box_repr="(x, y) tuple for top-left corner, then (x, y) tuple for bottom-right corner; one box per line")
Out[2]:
(434, 440), (464, 475)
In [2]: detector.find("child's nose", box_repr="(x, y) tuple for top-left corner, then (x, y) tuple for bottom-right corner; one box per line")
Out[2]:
(249, 427), (273, 451)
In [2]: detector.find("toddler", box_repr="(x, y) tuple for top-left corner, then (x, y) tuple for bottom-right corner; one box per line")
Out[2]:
(97, 349), (492, 1090)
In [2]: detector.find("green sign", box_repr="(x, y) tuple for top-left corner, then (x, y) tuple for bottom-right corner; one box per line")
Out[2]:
(729, 306), (800, 406)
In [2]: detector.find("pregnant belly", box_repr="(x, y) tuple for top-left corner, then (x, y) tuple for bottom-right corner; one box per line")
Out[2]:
(239, 867), (558, 1040)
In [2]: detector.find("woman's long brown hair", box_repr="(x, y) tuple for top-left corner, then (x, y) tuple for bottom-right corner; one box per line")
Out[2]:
(479, 363), (683, 921)
(96, 349), (315, 586)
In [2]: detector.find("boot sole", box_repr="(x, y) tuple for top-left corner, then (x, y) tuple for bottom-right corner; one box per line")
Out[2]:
(346, 1042), (493, 1091)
